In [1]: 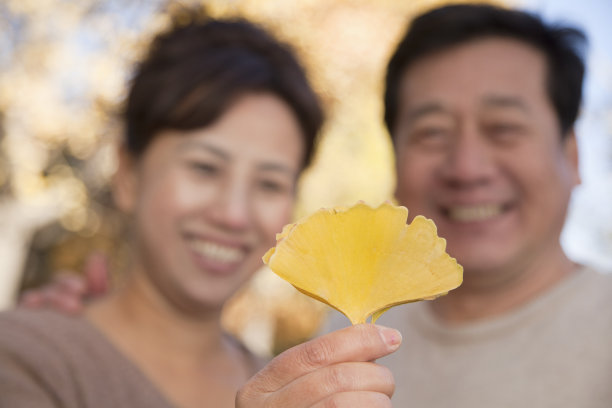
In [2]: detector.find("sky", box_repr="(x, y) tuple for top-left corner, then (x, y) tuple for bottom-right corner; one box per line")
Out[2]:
(515, 0), (612, 270)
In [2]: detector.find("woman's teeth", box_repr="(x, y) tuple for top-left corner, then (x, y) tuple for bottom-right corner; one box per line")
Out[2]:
(191, 241), (244, 263)
(448, 204), (503, 222)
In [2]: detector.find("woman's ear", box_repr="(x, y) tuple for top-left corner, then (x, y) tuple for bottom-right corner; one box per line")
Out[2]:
(112, 145), (138, 213)
(563, 129), (581, 187)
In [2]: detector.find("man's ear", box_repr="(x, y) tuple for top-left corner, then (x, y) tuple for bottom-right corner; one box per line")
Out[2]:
(112, 145), (139, 213)
(563, 129), (581, 187)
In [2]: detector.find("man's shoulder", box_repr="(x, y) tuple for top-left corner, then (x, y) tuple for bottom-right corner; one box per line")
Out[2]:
(575, 267), (612, 299)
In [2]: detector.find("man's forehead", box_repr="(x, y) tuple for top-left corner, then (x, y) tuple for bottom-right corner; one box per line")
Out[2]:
(402, 95), (531, 119)
(398, 38), (547, 88)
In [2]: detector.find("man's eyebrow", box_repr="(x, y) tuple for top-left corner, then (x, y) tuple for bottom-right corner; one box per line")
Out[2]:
(482, 95), (530, 113)
(403, 102), (451, 123)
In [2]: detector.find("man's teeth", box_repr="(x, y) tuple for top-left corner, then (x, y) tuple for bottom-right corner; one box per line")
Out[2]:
(191, 241), (244, 263)
(448, 204), (503, 222)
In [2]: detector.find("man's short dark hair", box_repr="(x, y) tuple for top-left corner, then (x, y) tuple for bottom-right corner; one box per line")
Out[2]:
(384, 3), (587, 137)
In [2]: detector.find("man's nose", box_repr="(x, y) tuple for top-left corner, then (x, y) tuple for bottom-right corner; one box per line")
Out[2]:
(440, 127), (495, 188)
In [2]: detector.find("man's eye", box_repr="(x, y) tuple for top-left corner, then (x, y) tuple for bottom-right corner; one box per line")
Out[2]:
(410, 127), (450, 147)
(487, 123), (525, 140)
(421, 128), (447, 137)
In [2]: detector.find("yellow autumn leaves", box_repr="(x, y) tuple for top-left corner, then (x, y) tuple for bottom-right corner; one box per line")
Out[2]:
(263, 202), (463, 325)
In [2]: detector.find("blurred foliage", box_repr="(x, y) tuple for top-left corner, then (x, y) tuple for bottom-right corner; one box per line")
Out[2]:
(0, 0), (466, 355)
(17, 0), (612, 357)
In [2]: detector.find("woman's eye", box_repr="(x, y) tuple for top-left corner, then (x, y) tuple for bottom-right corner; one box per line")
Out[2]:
(259, 179), (289, 194)
(190, 162), (219, 175)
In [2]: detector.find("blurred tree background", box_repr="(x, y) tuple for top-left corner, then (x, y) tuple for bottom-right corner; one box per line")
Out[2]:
(0, 0), (610, 357)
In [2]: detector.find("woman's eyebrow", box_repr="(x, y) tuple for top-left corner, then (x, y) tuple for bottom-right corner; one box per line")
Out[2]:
(177, 140), (230, 160)
(257, 162), (295, 175)
(179, 140), (296, 174)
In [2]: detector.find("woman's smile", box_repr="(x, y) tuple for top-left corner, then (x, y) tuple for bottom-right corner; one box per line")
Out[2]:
(186, 236), (248, 275)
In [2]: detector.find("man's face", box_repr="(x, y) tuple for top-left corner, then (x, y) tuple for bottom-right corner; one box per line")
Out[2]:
(392, 38), (579, 284)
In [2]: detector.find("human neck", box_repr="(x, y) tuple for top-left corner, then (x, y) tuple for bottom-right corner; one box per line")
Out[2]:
(86, 273), (226, 364)
(85, 273), (252, 408)
(429, 246), (578, 324)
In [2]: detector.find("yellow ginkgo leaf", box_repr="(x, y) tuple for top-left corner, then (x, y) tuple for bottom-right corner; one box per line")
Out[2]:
(263, 202), (463, 325)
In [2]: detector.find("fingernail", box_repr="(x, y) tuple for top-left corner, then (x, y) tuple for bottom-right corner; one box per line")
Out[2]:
(378, 326), (402, 350)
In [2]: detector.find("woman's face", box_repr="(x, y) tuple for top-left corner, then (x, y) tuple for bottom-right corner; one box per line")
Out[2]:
(116, 93), (305, 313)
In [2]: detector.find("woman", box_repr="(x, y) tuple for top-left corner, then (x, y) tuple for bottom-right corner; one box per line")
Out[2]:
(0, 10), (399, 408)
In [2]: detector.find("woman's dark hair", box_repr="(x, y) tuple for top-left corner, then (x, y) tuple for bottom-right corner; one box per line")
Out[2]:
(384, 3), (587, 137)
(124, 12), (323, 168)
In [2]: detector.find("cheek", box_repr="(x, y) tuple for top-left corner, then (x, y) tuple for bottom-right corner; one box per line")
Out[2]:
(135, 173), (217, 241)
(395, 153), (436, 200)
(151, 171), (218, 213)
(509, 145), (570, 195)
(255, 196), (295, 240)
(172, 177), (218, 211)
(501, 145), (575, 231)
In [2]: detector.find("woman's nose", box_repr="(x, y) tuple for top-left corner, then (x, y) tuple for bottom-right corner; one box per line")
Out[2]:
(209, 180), (252, 230)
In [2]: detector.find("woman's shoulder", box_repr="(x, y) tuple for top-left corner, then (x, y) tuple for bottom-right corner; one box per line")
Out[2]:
(0, 308), (104, 381)
(0, 308), (90, 352)
(0, 309), (96, 406)
(0, 306), (85, 329)
(0, 308), (100, 359)
(0, 308), (174, 407)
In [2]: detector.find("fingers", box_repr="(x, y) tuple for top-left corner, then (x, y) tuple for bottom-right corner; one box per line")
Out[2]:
(55, 273), (88, 294)
(19, 273), (88, 314)
(40, 285), (85, 314)
(267, 362), (395, 407)
(236, 324), (401, 408)
(252, 324), (400, 392)
(83, 252), (110, 297)
(311, 391), (392, 408)
(18, 290), (44, 308)
(18, 252), (111, 314)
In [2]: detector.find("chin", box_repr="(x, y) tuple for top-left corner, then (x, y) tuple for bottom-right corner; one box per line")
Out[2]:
(455, 251), (523, 286)
(178, 297), (228, 315)
(176, 285), (238, 313)
(448, 243), (511, 270)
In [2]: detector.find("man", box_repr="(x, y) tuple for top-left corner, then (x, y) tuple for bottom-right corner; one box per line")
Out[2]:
(368, 3), (612, 406)
(19, 3), (612, 407)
